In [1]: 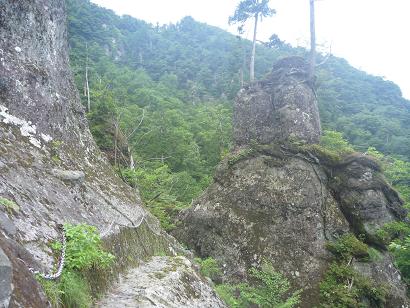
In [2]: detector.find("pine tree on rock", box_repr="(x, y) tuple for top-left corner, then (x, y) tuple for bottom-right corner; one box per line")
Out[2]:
(229, 0), (275, 82)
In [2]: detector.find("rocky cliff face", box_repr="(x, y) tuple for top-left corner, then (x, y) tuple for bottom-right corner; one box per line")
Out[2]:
(174, 58), (409, 307)
(234, 57), (321, 145)
(0, 1), (221, 307)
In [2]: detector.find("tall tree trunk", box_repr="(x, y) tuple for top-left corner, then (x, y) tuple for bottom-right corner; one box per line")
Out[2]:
(250, 13), (258, 82)
(114, 126), (118, 168)
(85, 43), (91, 112)
(309, 0), (316, 82)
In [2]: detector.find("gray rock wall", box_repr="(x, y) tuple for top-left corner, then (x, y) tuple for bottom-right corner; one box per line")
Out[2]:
(0, 0), (188, 306)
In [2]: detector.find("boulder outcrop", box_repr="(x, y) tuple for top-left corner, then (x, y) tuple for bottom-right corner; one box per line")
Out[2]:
(233, 57), (321, 146)
(174, 143), (409, 306)
(174, 57), (409, 307)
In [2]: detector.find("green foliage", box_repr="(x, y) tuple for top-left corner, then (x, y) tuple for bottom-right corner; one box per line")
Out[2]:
(60, 271), (92, 308)
(326, 233), (369, 262)
(39, 224), (114, 307)
(121, 166), (193, 231)
(376, 221), (410, 244)
(365, 146), (410, 211)
(62, 224), (115, 271)
(229, 0), (275, 33)
(195, 257), (222, 281)
(0, 197), (20, 214)
(389, 236), (410, 285)
(38, 278), (63, 307)
(66, 1), (410, 251)
(38, 271), (92, 308)
(67, 0), (410, 164)
(367, 247), (383, 262)
(320, 130), (355, 156)
(322, 234), (389, 307)
(319, 263), (388, 308)
(216, 261), (301, 308)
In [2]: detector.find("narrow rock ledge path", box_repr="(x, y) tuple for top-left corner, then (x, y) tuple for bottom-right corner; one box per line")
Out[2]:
(96, 256), (226, 307)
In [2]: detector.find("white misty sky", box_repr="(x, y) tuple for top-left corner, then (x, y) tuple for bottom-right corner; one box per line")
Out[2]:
(91, 0), (410, 100)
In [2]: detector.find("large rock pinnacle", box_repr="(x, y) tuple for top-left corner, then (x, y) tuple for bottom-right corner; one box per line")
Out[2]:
(233, 57), (321, 145)
(174, 57), (409, 306)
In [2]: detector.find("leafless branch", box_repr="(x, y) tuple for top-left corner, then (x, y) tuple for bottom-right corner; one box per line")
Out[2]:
(126, 108), (146, 139)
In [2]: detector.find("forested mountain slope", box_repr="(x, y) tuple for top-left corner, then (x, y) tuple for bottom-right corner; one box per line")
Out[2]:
(67, 0), (410, 161)
(65, 0), (410, 232)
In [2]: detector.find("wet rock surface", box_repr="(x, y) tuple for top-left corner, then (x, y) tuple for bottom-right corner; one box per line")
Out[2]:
(233, 57), (321, 146)
(96, 256), (226, 308)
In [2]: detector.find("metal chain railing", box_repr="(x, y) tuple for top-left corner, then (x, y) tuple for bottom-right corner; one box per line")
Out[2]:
(27, 225), (66, 280)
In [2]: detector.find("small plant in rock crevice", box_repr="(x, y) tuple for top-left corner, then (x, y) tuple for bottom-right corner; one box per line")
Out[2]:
(0, 197), (20, 215)
(38, 223), (115, 308)
(194, 257), (222, 282)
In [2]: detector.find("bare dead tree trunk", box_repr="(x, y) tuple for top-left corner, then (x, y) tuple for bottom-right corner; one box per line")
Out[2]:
(309, 0), (316, 82)
(128, 146), (135, 170)
(250, 13), (258, 82)
(114, 115), (119, 168)
(85, 43), (91, 112)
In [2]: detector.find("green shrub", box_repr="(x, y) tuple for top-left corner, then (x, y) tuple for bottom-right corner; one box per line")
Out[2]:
(195, 257), (222, 281)
(61, 224), (115, 271)
(39, 278), (62, 307)
(389, 235), (410, 285)
(376, 221), (410, 244)
(322, 234), (389, 307)
(39, 223), (114, 307)
(326, 233), (369, 262)
(60, 271), (92, 308)
(367, 247), (383, 262)
(320, 130), (354, 156)
(319, 263), (388, 308)
(215, 261), (301, 308)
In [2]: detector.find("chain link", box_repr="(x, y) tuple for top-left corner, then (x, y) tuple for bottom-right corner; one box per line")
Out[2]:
(28, 225), (66, 280)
